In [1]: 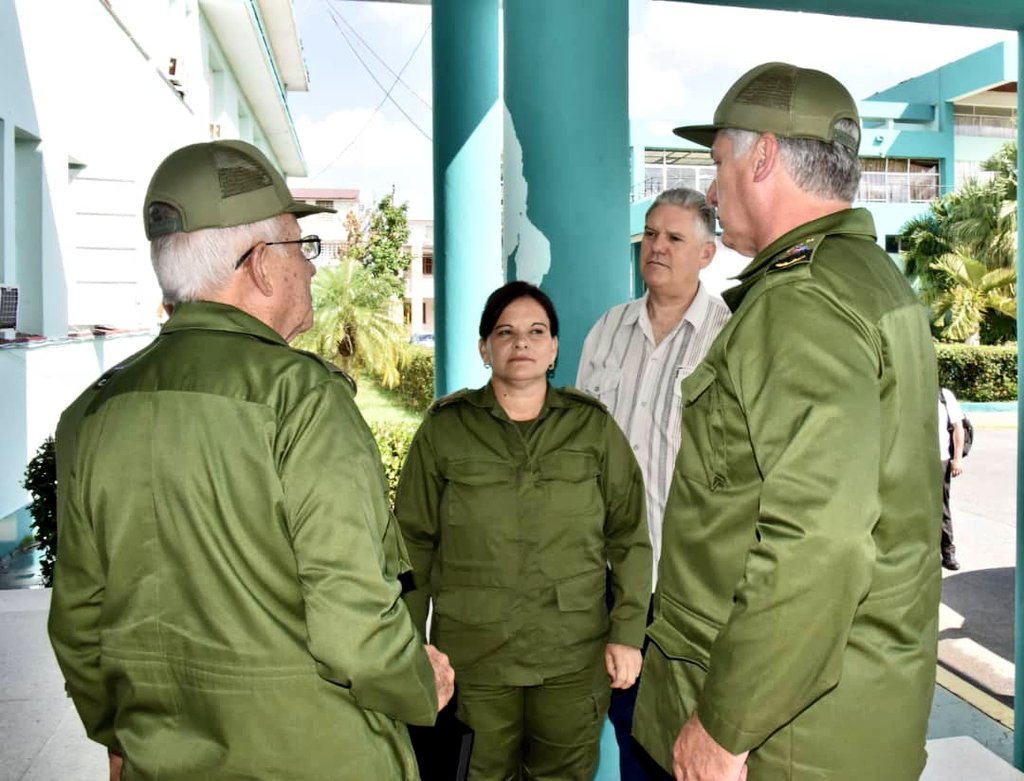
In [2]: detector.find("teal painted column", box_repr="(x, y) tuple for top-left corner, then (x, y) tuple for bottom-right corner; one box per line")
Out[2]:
(432, 0), (503, 397)
(503, 0), (631, 386)
(1014, 25), (1024, 773)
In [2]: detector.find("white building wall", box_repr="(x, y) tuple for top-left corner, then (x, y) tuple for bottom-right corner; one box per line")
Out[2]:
(0, 0), (302, 519)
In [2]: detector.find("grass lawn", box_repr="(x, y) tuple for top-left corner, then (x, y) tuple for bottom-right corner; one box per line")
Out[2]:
(353, 374), (425, 426)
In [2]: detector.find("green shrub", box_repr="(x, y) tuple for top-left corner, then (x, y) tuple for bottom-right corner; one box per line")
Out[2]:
(935, 343), (1017, 401)
(370, 421), (419, 507)
(395, 346), (436, 412)
(22, 437), (57, 587)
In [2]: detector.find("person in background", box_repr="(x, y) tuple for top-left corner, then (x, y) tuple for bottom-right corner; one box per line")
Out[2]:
(396, 281), (652, 781)
(576, 187), (730, 780)
(49, 140), (453, 781)
(939, 387), (966, 570)
(633, 62), (941, 780)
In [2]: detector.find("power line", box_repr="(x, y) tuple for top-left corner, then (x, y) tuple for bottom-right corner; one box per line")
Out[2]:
(322, 1), (431, 138)
(310, 7), (431, 180)
(325, 0), (431, 110)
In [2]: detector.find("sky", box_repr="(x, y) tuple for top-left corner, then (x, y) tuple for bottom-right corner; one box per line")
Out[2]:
(286, 0), (1014, 219)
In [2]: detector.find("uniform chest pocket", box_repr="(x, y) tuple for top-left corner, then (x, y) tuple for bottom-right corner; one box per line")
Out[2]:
(678, 363), (728, 490)
(537, 451), (603, 518)
(441, 459), (513, 528)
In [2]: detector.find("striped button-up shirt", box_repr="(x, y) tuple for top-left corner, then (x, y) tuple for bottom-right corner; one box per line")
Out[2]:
(576, 284), (730, 584)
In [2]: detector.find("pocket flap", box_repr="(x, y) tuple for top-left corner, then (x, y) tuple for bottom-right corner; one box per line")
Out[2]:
(434, 589), (510, 625)
(646, 619), (711, 670)
(555, 568), (605, 612)
(646, 593), (719, 669)
(680, 363), (716, 406)
(445, 459), (508, 487)
(582, 368), (621, 396)
(538, 451), (600, 483)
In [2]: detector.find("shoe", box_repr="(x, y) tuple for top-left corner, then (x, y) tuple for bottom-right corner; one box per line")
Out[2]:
(941, 555), (960, 571)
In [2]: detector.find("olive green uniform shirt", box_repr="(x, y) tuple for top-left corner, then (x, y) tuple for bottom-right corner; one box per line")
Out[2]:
(395, 383), (652, 686)
(48, 302), (436, 780)
(633, 209), (941, 780)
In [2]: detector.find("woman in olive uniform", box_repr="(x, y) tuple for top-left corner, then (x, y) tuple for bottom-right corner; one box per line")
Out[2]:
(395, 281), (652, 780)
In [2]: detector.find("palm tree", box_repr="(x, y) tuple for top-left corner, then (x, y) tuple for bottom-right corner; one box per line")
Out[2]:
(944, 180), (1016, 271)
(293, 259), (409, 387)
(929, 248), (1016, 345)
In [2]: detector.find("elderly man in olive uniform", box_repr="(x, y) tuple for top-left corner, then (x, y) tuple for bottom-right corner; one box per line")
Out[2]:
(632, 63), (941, 781)
(48, 140), (453, 780)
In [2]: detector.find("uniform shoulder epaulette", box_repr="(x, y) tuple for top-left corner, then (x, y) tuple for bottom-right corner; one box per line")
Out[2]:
(291, 347), (357, 392)
(765, 234), (824, 274)
(428, 388), (472, 413)
(560, 386), (608, 411)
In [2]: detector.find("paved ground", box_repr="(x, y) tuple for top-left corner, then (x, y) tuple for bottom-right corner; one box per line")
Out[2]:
(940, 411), (1016, 707)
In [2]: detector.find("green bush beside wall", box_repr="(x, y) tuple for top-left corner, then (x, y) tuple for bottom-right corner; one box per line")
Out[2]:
(370, 421), (419, 507)
(395, 346), (436, 412)
(935, 343), (1017, 401)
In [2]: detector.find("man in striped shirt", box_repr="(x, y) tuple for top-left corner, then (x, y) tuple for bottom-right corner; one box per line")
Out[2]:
(576, 187), (730, 780)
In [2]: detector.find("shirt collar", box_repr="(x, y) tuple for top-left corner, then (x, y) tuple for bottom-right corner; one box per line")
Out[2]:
(160, 301), (286, 346)
(626, 284), (710, 337)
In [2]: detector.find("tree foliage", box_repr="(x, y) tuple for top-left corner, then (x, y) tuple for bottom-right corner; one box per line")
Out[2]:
(293, 259), (408, 387)
(22, 437), (56, 586)
(929, 248), (1016, 344)
(898, 141), (1017, 341)
(345, 191), (413, 298)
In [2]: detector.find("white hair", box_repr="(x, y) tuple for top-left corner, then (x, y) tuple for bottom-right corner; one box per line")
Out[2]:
(149, 212), (291, 304)
(646, 188), (717, 243)
(722, 119), (862, 202)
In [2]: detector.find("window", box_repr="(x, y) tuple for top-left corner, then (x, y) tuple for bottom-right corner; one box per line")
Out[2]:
(884, 235), (903, 254)
(857, 158), (939, 203)
(315, 199), (334, 209)
(637, 149), (715, 202)
(422, 252), (433, 276)
(955, 160), (997, 189)
(954, 105), (1016, 139)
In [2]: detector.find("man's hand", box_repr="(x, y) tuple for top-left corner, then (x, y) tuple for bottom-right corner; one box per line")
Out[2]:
(672, 713), (748, 781)
(605, 643), (642, 689)
(425, 644), (455, 711)
(109, 750), (124, 781)
(951, 457), (964, 478)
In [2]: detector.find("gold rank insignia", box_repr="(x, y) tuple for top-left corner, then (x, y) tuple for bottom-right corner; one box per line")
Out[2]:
(767, 236), (821, 272)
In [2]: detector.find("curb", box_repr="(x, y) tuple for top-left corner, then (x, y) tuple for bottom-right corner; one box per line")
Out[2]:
(936, 665), (1014, 730)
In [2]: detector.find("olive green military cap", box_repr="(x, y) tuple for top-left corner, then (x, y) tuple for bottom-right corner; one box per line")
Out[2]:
(674, 62), (860, 151)
(143, 140), (335, 240)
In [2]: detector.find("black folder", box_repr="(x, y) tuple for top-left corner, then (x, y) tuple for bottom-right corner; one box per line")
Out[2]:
(408, 696), (473, 781)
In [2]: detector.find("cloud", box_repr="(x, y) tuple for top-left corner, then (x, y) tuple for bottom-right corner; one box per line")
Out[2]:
(291, 108), (434, 217)
(629, 2), (1012, 120)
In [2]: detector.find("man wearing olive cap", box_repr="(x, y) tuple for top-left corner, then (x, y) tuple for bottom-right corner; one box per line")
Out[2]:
(48, 140), (454, 780)
(633, 63), (941, 780)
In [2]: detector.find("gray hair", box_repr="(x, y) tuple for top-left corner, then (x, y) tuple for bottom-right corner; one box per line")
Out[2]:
(149, 211), (290, 304)
(722, 119), (862, 202)
(646, 187), (716, 242)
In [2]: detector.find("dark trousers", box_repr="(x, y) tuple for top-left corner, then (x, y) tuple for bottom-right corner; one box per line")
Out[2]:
(606, 577), (672, 780)
(941, 459), (955, 557)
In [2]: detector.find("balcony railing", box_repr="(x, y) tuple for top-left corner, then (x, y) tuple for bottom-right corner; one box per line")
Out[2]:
(857, 172), (939, 203)
(954, 114), (1017, 139)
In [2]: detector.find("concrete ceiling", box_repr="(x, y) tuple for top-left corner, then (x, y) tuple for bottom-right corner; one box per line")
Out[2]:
(200, 0), (306, 175)
(667, 0), (1024, 32)
(351, 0), (1024, 30)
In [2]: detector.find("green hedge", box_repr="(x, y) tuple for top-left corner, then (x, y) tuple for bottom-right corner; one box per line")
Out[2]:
(935, 343), (1017, 401)
(369, 421), (418, 507)
(396, 346), (436, 412)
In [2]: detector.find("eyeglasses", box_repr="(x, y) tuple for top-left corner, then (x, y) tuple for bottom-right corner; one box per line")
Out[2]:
(234, 235), (321, 270)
